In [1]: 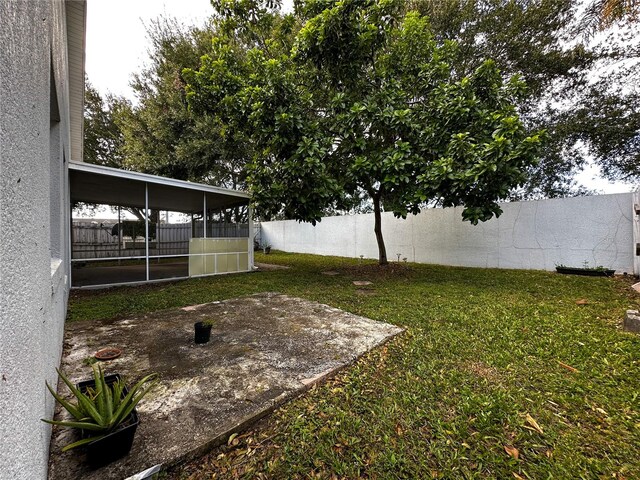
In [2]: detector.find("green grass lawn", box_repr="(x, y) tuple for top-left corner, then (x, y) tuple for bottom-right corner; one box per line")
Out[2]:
(68, 252), (640, 479)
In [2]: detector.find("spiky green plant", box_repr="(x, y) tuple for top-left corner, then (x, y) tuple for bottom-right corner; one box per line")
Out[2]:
(42, 365), (158, 451)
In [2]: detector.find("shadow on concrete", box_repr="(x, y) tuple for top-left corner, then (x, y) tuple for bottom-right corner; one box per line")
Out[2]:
(48, 293), (402, 479)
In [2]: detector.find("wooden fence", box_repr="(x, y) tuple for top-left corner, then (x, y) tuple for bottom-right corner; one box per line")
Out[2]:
(72, 221), (249, 259)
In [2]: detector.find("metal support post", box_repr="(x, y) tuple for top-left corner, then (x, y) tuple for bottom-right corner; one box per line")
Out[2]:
(145, 183), (149, 281)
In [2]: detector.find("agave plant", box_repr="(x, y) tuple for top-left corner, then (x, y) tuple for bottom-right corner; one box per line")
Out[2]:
(42, 365), (158, 451)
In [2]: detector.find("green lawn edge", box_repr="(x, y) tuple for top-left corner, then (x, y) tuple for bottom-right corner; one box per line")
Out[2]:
(68, 252), (640, 479)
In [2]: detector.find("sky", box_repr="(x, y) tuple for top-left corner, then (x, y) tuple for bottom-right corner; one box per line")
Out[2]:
(85, 0), (214, 98)
(85, 0), (633, 195)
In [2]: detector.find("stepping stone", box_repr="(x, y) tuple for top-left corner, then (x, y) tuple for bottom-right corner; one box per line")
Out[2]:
(632, 282), (640, 293)
(321, 271), (340, 276)
(353, 280), (373, 286)
(356, 289), (376, 296)
(624, 310), (640, 333)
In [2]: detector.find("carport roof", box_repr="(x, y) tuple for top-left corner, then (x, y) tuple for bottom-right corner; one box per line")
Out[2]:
(69, 161), (250, 213)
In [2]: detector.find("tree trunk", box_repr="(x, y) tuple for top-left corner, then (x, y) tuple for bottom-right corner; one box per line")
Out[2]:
(372, 195), (388, 266)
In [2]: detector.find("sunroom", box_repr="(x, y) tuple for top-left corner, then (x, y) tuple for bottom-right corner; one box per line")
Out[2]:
(69, 161), (253, 288)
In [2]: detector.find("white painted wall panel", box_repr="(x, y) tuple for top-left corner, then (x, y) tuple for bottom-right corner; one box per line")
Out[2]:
(261, 193), (634, 273)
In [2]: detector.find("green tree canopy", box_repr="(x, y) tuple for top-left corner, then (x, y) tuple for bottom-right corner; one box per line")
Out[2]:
(84, 0), (638, 205)
(581, 0), (640, 36)
(83, 79), (128, 168)
(186, 0), (542, 264)
(114, 17), (253, 190)
(408, 0), (639, 192)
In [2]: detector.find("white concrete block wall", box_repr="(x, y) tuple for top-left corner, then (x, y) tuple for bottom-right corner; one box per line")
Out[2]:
(261, 193), (635, 273)
(0, 1), (72, 478)
(633, 192), (640, 276)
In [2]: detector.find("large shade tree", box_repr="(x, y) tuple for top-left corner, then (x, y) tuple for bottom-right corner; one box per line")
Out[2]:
(83, 0), (638, 205)
(114, 17), (253, 190)
(84, 80), (128, 168)
(83, 81), (161, 223)
(409, 0), (640, 194)
(186, 0), (541, 264)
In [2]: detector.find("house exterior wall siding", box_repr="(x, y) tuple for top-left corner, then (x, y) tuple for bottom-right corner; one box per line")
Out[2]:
(0, 0), (73, 478)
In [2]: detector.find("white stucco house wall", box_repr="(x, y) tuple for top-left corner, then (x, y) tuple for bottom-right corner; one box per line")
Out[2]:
(0, 0), (85, 478)
(0, 3), (253, 477)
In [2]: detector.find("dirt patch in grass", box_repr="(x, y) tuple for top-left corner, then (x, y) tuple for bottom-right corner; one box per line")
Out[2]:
(612, 275), (640, 301)
(355, 288), (377, 296)
(255, 262), (290, 271)
(464, 361), (502, 383)
(340, 262), (413, 280)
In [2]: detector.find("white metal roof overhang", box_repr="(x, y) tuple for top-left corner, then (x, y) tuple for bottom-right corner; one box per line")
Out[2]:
(69, 162), (250, 213)
(66, 0), (87, 163)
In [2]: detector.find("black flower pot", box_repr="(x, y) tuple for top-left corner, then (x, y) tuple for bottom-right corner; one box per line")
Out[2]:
(77, 374), (139, 468)
(84, 412), (139, 468)
(194, 322), (213, 344)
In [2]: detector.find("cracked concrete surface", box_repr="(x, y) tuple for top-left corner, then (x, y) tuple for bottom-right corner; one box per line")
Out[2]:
(47, 293), (402, 480)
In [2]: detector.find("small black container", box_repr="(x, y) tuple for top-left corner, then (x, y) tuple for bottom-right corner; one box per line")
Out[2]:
(194, 321), (213, 344)
(77, 374), (139, 468)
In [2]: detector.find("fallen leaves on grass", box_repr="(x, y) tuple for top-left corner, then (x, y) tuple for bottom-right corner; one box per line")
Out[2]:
(504, 445), (520, 460)
(524, 413), (544, 435)
(340, 262), (413, 279)
(227, 432), (239, 446)
(558, 361), (579, 373)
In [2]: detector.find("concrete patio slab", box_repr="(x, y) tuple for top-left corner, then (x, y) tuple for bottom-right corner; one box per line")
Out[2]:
(48, 292), (402, 479)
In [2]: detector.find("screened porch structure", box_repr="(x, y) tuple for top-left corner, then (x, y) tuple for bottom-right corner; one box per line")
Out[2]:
(69, 162), (253, 288)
